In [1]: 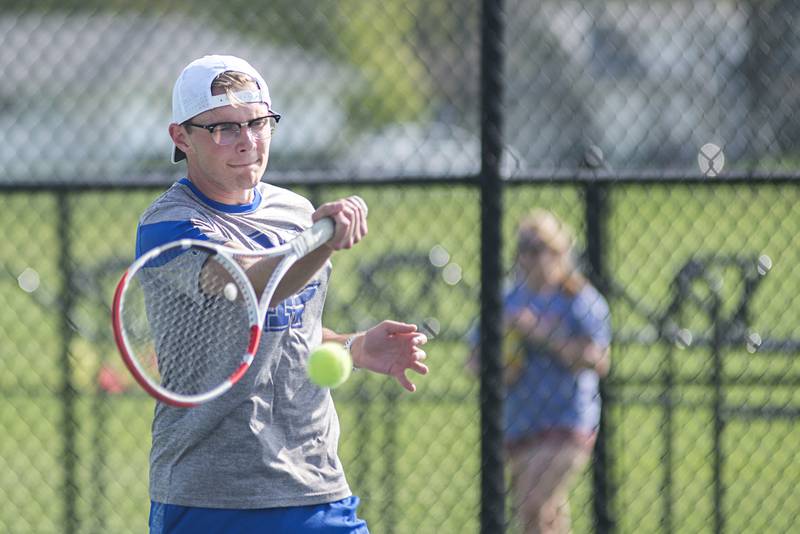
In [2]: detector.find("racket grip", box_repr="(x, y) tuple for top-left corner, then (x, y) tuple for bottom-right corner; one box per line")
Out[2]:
(292, 217), (335, 257)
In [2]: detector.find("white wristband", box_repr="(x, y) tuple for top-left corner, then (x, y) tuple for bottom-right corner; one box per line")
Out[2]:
(343, 334), (358, 369)
(343, 335), (356, 353)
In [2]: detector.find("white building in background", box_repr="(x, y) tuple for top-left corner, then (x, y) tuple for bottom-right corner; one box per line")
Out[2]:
(343, 0), (760, 176)
(502, 0), (754, 170)
(0, 12), (356, 183)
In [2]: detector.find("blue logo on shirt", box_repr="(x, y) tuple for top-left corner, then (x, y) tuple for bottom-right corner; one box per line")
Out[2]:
(264, 283), (319, 331)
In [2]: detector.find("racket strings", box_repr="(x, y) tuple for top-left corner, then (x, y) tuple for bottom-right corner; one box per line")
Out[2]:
(122, 248), (253, 397)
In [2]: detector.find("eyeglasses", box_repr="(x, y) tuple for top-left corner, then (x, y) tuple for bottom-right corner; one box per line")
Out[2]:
(517, 237), (549, 256)
(185, 115), (280, 146)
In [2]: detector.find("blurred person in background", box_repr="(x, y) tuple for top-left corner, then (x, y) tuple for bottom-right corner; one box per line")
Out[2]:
(138, 54), (429, 534)
(468, 208), (611, 534)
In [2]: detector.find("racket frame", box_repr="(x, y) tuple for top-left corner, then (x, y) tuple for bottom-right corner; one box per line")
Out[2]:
(111, 218), (334, 407)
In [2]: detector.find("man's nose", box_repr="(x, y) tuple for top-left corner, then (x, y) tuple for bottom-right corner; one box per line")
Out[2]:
(236, 127), (258, 150)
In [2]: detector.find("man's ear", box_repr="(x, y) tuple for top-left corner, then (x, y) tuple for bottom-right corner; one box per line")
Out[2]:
(169, 123), (192, 157)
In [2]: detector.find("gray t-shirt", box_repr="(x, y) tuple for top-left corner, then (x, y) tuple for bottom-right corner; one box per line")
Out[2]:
(136, 178), (350, 508)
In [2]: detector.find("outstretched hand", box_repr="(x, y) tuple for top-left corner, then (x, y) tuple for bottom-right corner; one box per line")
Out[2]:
(351, 320), (429, 392)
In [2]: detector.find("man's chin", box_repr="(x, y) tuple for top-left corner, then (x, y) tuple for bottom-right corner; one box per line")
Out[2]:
(238, 168), (266, 186)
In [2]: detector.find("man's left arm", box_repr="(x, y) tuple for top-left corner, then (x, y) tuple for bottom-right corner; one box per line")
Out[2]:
(322, 322), (429, 392)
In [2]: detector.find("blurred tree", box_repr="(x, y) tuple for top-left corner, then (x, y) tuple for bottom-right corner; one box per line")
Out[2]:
(412, 0), (480, 126)
(336, 0), (431, 129)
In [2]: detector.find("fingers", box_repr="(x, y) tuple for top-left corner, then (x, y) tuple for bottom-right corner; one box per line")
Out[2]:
(378, 320), (422, 337)
(413, 364), (429, 376)
(409, 360), (429, 374)
(412, 346), (428, 362)
(393, 343), (429, 391)
(312, 195), (368, 250)
(396, 374), (416, 393)
(350, 195), (368, 218)
(395, 360), (429, 393)
(340, 195), (367, 246)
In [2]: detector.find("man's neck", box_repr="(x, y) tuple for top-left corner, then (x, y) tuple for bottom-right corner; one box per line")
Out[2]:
(186, 176), (254, 205)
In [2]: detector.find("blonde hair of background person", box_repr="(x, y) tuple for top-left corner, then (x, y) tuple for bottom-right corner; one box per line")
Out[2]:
(517, 209), (583, 295)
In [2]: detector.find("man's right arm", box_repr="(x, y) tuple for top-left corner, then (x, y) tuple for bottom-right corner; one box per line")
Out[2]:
(244, 195), (368, 306)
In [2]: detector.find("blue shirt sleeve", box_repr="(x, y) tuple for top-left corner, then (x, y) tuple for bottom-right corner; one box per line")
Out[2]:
(572, 287), (612, 347)
(135, 220), (210, 259)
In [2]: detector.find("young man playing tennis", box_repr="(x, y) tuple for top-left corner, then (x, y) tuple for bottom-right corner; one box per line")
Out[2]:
(138, 55), (429, 534)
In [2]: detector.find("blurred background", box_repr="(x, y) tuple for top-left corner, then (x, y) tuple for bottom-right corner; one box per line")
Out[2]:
(1, 0), (799, 532)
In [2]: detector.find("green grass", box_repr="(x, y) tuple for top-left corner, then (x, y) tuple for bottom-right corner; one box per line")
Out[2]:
(1, 182), (799, 532)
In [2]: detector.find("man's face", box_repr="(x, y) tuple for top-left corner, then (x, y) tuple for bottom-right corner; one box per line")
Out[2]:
(180, 101), (272, 202)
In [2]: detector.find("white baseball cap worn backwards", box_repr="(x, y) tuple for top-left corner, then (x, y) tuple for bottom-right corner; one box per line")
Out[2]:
(171, 55), (275, 163)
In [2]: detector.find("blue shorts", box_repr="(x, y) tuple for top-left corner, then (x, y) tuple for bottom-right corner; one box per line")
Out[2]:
(149, 496), (369, 534)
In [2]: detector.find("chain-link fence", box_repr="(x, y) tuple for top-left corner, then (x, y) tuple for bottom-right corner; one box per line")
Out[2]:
(2, 1), (800, 533)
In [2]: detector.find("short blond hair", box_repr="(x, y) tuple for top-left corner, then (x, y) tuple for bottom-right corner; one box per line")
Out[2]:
(517, 209), (586, 295)
(210, 71), (259, 104)
(517, 208), (574, 254)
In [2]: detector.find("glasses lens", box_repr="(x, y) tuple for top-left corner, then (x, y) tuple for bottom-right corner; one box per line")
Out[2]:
(518, 236), (547, 255)
(206, 117), (277, 145)
(212, 124), (240, 146)
(249, 118), (270, 140)
(251, 116), (278, 140)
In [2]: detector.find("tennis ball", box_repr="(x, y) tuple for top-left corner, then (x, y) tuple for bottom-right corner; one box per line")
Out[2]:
(223, 282), (238, 301)
(308, 342), (352, 388)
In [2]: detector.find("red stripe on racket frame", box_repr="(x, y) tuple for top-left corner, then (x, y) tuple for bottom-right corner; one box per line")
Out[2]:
(111, 270), (199, 408)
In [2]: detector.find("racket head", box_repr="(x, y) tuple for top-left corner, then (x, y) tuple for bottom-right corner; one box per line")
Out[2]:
(112, 240), (261, 407)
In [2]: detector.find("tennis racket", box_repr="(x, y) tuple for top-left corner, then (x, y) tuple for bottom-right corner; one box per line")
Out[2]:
(111, 218), (335, 407)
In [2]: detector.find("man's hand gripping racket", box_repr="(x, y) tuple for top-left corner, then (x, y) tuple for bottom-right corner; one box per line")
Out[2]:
(111, 218), (336, 407)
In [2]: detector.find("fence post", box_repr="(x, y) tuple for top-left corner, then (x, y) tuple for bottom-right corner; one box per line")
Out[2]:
(709, 289), (725, 534)
(57, 193), (79, 534)
(479, 0), (505, 532)
(660, 316), (678, 534)
(585, 176), (615, 534)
